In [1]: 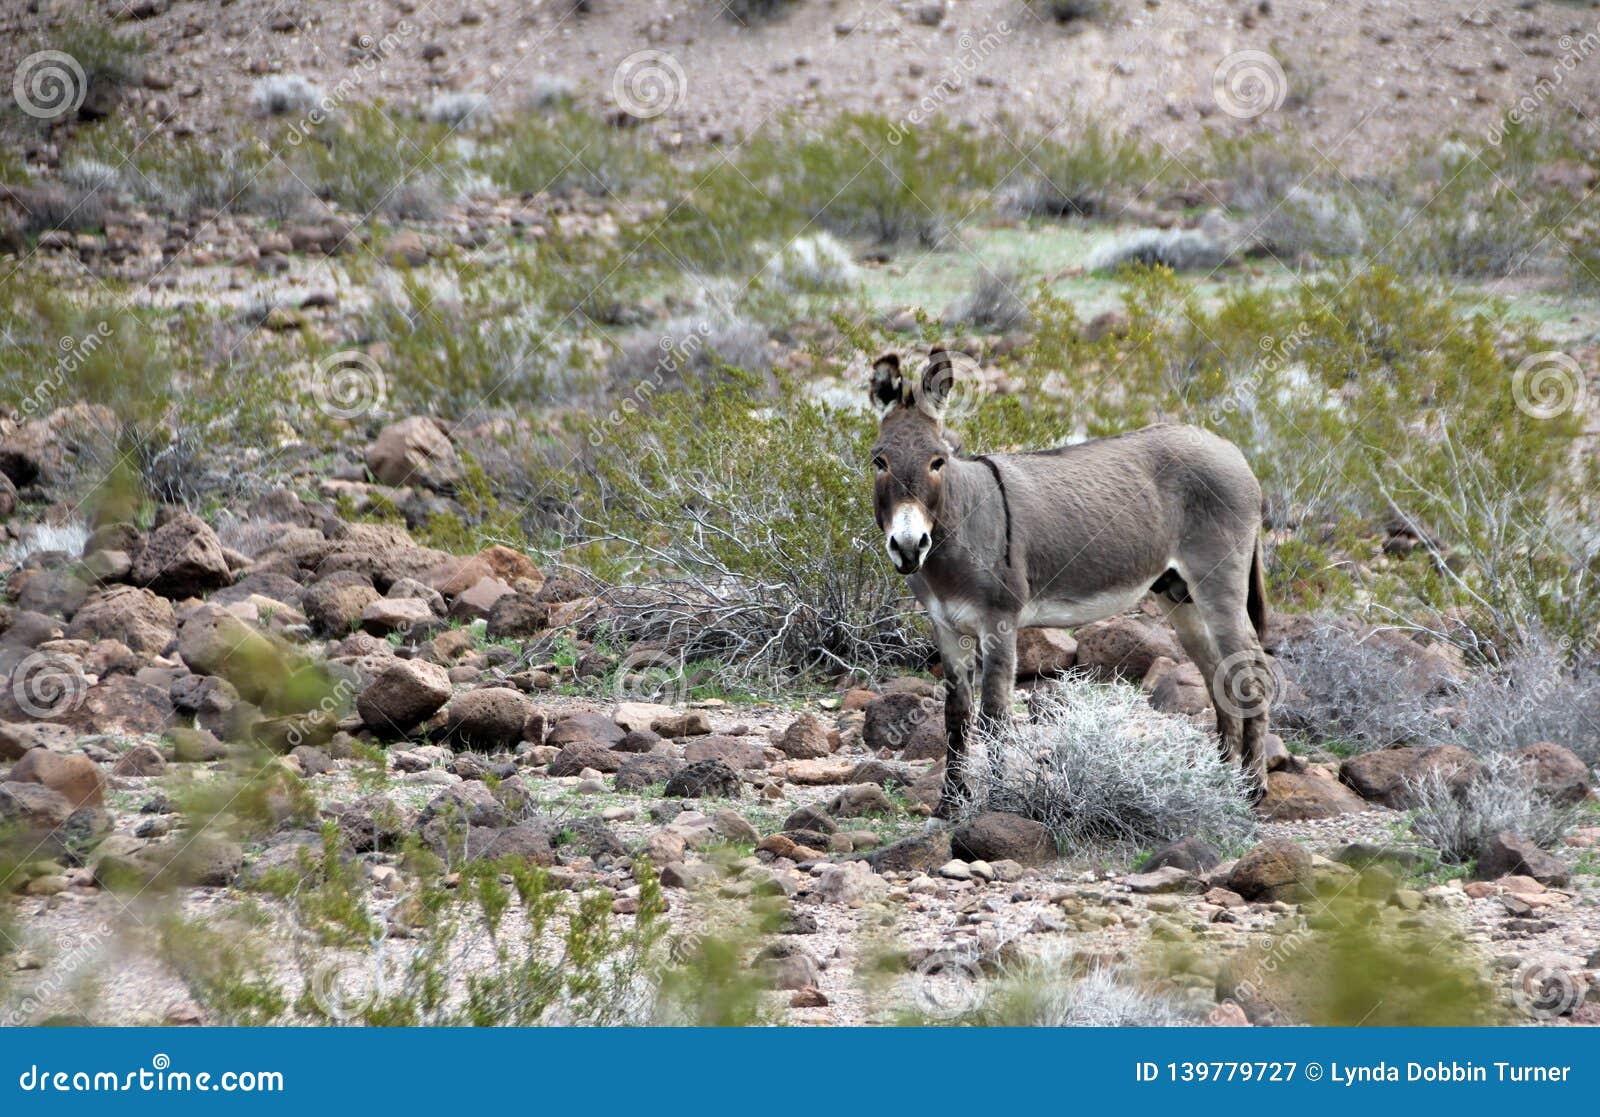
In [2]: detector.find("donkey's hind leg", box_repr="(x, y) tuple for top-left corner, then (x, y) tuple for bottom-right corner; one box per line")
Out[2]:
(1164, 600), (1238, 764)
(1195, 595), (1271, 799)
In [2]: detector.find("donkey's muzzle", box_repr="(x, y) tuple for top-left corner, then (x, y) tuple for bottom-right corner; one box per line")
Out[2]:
(887, 530), (931, 575)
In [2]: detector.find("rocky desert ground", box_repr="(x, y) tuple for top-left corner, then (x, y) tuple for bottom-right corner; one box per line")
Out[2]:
(1, 0), (1598, 1026)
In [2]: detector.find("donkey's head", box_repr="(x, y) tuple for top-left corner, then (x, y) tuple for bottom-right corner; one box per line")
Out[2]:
(869, 349), (959, 575)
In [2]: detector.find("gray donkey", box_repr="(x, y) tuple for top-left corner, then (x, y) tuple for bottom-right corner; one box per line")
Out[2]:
(868, 348), (1272, 817)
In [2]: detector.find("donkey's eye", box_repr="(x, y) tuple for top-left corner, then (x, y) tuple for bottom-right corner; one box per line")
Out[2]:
(872, 456), (888, 473)
(929, 457), (946, 473)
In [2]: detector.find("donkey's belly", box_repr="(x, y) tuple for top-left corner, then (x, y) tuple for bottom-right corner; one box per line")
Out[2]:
(1017, 582), (1152, 629)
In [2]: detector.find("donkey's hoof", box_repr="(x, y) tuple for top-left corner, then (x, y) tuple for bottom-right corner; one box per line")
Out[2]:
(932, 796), (961, 822)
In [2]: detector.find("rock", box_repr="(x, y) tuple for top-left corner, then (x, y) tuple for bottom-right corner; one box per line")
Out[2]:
(301, 575), (380, 635)
(613, 753), (683, 791)
(484, 593), (549, 639)
(546, 712), (625, 747)
(359, 596), (435, 637)
(1144, 836), (1221, 874)
(612, 701), (676, 733)
(1015, 628), (1076, 677)
(1227, 839), (1313, 902)
(951, 810), (1055, 866)
(0, 719), (77, 760)
(332, 793), (417, 852)
(132, 513), (231, 598)
(777, 713), (833, 759)
(448, 576), (514, 621)
(549, 742), (624, 776)
(0, 782), (76, 831)
(1146, 657), (1211, 716)
(1259, 768), (1369, 821)
(863, 828), (951, 873)
(652, 711), (712, 738)
(1476, 831), (1570, 887)
(356, 658), (451, 734)
(175, 605), (290, 704)
(1123, 866), (1201, 894)
(98, 836), (244, 889)
(643, 829), (687, 865)
(54, 675), (172, 735)
(783, 804), (837, 834)
(1339, 745), (1482, 808)
(862, 692), (944, 758)
(814, 860), (887, 905)
(712, 809), (759, 844)
(167, 726), (226, 762)
(780, 758), (856, 785)
(614, 729), (661, 753)
(111, 743), (166, 777)
(1512, 742), (1590, 806)
(8, 749), (105, 807)
(442, 687), (530, 750)
(684, 734), (765, 769)
(64, 586), (174, 654)
(365, 416), (460, 490)
(1073, 615), (1181, 680)
(826, 783), (895, 817)
(663, 758), (741, 799)
(848, 759), (922, 789)
(14, 569), (88, 618)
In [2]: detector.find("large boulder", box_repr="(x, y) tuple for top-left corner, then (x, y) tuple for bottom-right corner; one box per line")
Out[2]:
(0, 781), (76, 831)
(64, 585), (175, 655)
(546, 711), (625, 747)
(356, 658), (451, 734)
(442, 687), (531, 751)
(1073, 615), (1181, 680)
(132, 513), (232, 598)
(684, 734), (766, 769)
(7, 748), (105, 807)
(663, 758), (742, 799)
(301, 573), (380, 636)
(548, 741), (624, 776)
(1512, 742), (1590, 807)
(614, 753), (684, 791)
(951, 810), (1055, 866)
(1227, 839), (1313, 902)
(1143, 836), (1221, 875)
(862, 692), (944, 759)
(1476, 831), (1570, 887)
(776, 713), (834, 760)
(364, 416), (460, 490)
(484, 593), (550, 640)
(863, 828), (951, 873)
(1015, 628), (1077, 678)
(1339, 745), (1482, 808)
(1259, 768), (1369, 821)
(175, 605), (294, 705)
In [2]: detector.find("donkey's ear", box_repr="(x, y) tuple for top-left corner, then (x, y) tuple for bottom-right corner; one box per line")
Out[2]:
(918, 347), (956, 421)
(869, 352), (904, 414)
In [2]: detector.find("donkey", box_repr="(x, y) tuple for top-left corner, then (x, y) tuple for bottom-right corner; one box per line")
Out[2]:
(868, 348), (1272, 817)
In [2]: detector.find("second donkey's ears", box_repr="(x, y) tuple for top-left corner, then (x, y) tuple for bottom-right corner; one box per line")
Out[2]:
(869, 352), (904, 414)
(918, 347), (956, 420)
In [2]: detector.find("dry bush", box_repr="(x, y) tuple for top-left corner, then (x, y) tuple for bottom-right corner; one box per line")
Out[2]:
(249, 75), (324, 118)
(964, 960), (1195, 1026)
(1088, 226), (1234, 273)
(1405, 753), (1579, 864)
(944, 269), (1031, 333)
(972, 681), (1256, 854)
(1272, 623), (1446, 752)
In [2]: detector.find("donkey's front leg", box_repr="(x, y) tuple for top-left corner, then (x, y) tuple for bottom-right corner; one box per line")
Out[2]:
(977, 623), (1017, 736)
(933, 626), (976, 820)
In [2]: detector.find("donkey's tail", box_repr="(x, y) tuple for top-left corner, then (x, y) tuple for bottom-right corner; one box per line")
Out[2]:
(1247, 535), (1268, 642)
